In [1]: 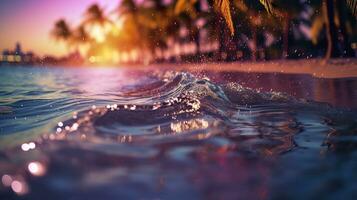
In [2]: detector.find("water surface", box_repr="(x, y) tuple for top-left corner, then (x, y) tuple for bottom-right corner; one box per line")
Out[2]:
(0, 65), (357, 199)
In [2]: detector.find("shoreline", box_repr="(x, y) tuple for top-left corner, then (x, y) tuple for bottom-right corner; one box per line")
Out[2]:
(2, 58), (357, 78)
(142, 59), (357, 79)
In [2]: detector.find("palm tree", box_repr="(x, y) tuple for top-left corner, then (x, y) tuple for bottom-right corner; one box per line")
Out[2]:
(141, 0), (172, 59)
(216, 0), (357, 60)
(175, 0), (237, 60)
(232, 0), (265, 60)
(72, 25), (92, 45)
(174, 0), (204, 56)
(83, 4), (111, 26)
(116, 0), (147, 60)
(82, 3), (113, 45)
(346, 0), (357, 16)
(323, 0), (339, 59)
(311, 0), (356, 59)
(51, 19), (72, 43)
(270, 0), (304, 59)
(51, 19), (77, 52)
(336, 1), (355, 57)
(224, 0), (280, 61)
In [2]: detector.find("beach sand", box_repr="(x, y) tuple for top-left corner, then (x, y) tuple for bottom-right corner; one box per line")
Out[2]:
(139, 59), (357, 78)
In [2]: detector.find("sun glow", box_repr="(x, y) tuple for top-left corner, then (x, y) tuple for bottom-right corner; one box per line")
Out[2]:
(111, 19), (124, 36)
(85, 20), (127, 65)
(90, 25), (106, 43)
(88, 48), (120, 64)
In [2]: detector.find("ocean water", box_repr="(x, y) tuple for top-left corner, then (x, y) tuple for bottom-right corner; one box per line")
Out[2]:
(0, 65), (357, 199)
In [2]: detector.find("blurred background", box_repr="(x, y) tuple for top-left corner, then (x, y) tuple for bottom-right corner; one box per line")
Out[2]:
(0, 0), (356, 66)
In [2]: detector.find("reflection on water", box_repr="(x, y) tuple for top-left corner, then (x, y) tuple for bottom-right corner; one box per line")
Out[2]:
(0, 66), (357, 199)
(203, 71), (357, 108)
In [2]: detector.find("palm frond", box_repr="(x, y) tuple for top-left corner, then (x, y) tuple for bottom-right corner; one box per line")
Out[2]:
(346, 0), (357, 16)
(174, 0), (197, 18)
(52, 19), (72, 41)
(259, 0), (274, 15)
(175, 0), (187, 14)
(214, 0), (234, 35)
(311, 14), (324, 45)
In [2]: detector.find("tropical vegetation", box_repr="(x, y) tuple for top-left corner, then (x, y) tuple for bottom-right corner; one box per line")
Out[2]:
(51, 0), (357, 64)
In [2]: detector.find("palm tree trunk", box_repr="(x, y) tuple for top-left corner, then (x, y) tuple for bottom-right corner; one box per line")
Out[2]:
(218, 16), (226, 61)
(323, 0), (339, 59)
(193, 29), (200, 57)
(251, 25), (257, 61)
(282, 14), (290, 59)
(336, 1), (354, 57)
(194, 0), (201, 57)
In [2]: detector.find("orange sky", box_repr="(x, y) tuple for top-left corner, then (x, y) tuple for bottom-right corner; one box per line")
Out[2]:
(0, 0), (118, 57)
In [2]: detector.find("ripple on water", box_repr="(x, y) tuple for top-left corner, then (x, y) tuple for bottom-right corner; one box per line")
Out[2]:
(0, 71), (357, 199)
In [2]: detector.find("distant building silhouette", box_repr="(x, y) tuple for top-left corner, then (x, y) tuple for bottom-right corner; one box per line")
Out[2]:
(15, 42), (22, 55)
(1, 42), (84, 66)
(1, 42), (36, 65)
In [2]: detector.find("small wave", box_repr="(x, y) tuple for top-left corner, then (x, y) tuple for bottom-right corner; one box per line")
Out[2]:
(1, 71), (356, 199)
(44, 71), (302, 156)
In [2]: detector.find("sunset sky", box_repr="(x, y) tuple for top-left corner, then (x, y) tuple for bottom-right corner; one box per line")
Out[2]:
(0, 0), (118, 57)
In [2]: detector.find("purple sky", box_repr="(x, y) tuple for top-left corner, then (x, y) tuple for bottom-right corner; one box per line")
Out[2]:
(0, 0), (118, 56)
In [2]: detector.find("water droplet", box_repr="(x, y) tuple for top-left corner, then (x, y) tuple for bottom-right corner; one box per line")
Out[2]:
(28, 142), (36, 149)
(21, 143), (29, 152)
(58, 122), (63, 127)
(71, 123), (79, 131)
(1, 174), (12, 187)
(11, 180), (28, 195)
(28, 161), (46, 176)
